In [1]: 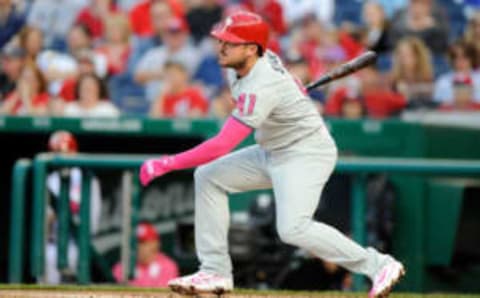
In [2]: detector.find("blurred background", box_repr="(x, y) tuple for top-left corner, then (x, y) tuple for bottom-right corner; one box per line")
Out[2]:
(1, 0), (480, 294)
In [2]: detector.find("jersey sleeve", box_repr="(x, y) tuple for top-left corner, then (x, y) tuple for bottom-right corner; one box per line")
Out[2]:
(232, 87), (277, 129)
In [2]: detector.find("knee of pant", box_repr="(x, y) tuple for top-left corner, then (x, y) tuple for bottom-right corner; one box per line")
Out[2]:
(194, 163), (219, 185)
(276, 218), (310, 245)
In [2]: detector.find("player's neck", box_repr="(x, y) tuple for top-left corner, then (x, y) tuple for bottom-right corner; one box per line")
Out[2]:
(235, 55), (259, 78)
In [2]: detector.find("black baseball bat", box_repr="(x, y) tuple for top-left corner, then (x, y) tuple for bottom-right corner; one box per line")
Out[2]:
(305, 51), (378, 91)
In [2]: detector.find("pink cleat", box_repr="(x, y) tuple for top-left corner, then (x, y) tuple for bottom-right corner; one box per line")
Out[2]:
(168, 271), (234, 295)
(369, 260), (405, 298)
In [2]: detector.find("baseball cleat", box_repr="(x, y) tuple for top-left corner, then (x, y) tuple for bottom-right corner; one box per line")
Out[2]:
(168, 271), (233, 295)
(369, 260), (405, 298)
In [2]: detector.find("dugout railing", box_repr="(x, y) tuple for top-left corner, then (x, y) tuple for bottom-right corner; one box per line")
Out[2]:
(9, 154), (480, 290)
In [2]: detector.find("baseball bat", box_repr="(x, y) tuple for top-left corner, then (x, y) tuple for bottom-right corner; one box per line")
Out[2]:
(305, 51), (378, 91)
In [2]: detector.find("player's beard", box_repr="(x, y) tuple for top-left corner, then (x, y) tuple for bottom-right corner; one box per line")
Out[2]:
(219, 54), (248, 70)
(227, 59), (248, 70)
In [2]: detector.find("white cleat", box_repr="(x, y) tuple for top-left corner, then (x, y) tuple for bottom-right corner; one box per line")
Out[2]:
(168, 271), (234, 295)
(369, 260), (405, 298)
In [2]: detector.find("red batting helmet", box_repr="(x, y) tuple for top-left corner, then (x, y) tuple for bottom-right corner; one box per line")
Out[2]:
(48, 130), (78, 153)
(210, 11), (270, 52)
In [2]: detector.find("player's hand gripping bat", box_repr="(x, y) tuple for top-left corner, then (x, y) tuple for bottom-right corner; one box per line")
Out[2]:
(305, 51), (378, 91)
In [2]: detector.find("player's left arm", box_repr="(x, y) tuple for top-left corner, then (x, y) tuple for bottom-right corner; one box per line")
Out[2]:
(139, 86), (279, 186)
(139, 116), (252, 186)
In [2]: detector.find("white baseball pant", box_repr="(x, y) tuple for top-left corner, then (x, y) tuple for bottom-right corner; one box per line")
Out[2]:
(193, 131), (390, 280)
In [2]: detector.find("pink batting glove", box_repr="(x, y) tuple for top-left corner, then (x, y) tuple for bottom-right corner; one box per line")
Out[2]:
(139, 155), (175, 186)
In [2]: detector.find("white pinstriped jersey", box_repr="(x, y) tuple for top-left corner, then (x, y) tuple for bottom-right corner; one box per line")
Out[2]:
(227, 50), (326, 151)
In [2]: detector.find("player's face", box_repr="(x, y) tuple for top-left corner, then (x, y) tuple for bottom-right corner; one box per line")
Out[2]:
(216, 40), (257, 69)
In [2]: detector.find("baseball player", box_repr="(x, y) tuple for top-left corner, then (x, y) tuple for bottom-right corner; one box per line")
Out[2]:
(45, 131), (102, 284)
(140, 11), (405, 297)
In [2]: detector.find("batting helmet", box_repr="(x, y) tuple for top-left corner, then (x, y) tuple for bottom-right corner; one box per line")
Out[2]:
(210, 11), (270, 52)
(48, 130), (78, 153)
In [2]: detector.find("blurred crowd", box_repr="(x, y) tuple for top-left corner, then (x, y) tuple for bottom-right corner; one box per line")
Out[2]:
(1, 0), (480, 120)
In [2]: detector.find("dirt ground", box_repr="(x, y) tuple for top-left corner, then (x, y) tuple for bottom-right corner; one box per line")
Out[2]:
(0, 290), (357, 298)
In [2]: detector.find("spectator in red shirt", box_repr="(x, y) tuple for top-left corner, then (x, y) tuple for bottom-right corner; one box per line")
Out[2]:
(54, 50), (97, 116)
(290, 15), (346, 79)
(439, 75), (480, 111)
(75, 0), (119, 42)
(0, 62), (49, 116)
(63, 73), (120, 117)
(129, 0), (184, 37)
(324, 86), (364, 119)
(150, 61), (209, 118)
(95, 13), (132, 76)
(325, 67), (407, 118)
(362, 90), (407, 118)
(112, 222), (179, 287)
(337, 29), (365, 61)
